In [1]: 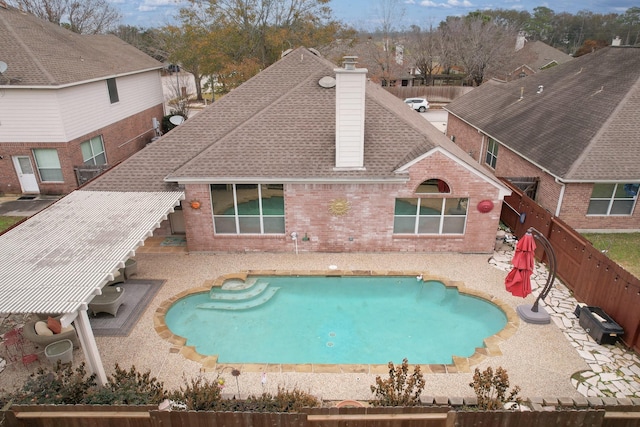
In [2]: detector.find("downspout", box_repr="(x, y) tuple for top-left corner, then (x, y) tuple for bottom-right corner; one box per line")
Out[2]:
(555, 178), (566, 217)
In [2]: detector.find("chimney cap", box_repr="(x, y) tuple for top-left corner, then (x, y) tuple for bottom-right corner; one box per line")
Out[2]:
(342, 56), (358, 70)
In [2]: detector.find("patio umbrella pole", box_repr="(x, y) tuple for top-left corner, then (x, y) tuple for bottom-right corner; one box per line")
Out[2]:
(516, 227), (557, 324)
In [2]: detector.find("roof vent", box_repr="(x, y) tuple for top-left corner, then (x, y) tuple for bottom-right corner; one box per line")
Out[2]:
(342, 56), (358, 70)
(536, 85), (544, 94)
(318, 76), (336, 88)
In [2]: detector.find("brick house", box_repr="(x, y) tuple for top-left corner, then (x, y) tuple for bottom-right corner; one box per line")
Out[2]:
(0, 4), (164, 195)
(445, 46), (640, 232)
(86, 48), (510, 253)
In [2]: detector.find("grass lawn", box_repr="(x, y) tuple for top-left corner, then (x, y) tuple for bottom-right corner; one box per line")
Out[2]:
(0, 216), (25, 232)
(582, 232), (640, 278)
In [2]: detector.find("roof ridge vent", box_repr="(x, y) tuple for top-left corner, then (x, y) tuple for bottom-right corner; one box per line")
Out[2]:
(342, 56), (358, 70)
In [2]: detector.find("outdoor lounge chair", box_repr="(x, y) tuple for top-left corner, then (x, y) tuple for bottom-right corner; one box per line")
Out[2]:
(22, 319), (80, 348)
(88, 286), (126, 317)
(105, 268), (125, 287)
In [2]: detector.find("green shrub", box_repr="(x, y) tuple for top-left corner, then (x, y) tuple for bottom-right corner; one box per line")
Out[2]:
(4, 362), (319, 412)
(86, 364), (166, 405)
(370, 358), (426, 406)
(168, 375), (224, 411)
(239, 386), (319, 412)
(11, 362), (96, 404)
(469, 366), (521, 410)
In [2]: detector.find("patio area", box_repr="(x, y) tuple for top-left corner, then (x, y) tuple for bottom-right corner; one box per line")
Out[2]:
(1, 247), (639, 402)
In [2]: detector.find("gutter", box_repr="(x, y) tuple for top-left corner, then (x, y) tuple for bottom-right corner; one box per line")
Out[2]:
(555, 178), (566, 217)
(165, 177), (410, 185)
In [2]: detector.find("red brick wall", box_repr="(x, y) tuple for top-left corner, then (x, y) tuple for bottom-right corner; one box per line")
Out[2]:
(0, 105), (163, 195)
(560, 183), (640, 231)
(446, 115), (484, 163)
(182, 152), (505, 253)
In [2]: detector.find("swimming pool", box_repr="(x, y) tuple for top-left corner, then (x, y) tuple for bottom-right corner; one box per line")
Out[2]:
(163, 273), (509, 366)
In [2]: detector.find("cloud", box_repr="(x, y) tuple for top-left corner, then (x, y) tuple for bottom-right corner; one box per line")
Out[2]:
(419, 0), (473, 9)
(447, 0), (473, 7)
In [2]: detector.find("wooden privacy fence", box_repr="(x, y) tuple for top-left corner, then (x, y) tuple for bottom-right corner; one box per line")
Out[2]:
(384, 86), (472, 103)
(499, 180), (640, 353)
(8, 405), (640, 427)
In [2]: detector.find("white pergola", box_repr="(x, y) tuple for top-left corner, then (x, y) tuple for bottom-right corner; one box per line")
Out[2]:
(0, 190), (184, 383)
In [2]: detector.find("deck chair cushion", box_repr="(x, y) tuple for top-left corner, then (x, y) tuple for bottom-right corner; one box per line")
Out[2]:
(47, 316), (62, 334)
(35, 321), (54, 336)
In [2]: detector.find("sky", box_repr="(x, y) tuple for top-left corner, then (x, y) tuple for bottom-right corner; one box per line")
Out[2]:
(113, 0), (639, 30)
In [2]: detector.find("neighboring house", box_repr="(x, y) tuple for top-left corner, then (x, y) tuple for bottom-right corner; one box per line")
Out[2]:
(503, 36), (573, 81)
(445, 46), (640, 232)
(86, 47), (511, 253)
(320, 38), (410, 87)
(0, 4), (165, 195)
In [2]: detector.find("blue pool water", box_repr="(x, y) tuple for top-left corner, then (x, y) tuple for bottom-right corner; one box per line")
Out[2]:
(165, 276), (507, 365)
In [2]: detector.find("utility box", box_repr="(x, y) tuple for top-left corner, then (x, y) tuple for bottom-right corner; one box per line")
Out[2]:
(579, 306), (624, 345)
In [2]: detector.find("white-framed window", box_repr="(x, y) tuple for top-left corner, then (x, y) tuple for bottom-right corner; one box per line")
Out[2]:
(587, 183), (639, 216)
(81, 135), (107, 166)
(33, 148), (63, 182)
(393, 197), (468, 235)
(211, 183), (285, 234)
(107, 78), (119, 103)
(485, 138), (499, 169)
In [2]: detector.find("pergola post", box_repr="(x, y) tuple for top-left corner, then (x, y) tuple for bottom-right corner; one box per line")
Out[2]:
(74, 309), (108, 385)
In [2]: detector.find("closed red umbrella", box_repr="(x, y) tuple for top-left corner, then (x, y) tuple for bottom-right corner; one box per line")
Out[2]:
(505, 231), (536, 298)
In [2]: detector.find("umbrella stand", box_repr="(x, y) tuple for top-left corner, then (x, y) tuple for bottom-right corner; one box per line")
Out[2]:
(516, 227), (557, 324)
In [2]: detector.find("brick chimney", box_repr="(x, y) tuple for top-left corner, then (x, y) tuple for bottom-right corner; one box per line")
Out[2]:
(334, 56), (367, 170)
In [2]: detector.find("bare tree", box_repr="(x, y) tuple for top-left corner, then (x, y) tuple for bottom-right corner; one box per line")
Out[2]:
(165, 72), (193, 120)
(407, 25), (438, 85)
(367, 0), (406, 86)
(441, 14), (517, 86)
(7, 0), (121, 34)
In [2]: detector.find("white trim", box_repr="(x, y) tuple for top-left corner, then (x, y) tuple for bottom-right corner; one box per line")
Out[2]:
(1, 67), (163, 90)
(168, 177), (409, 185)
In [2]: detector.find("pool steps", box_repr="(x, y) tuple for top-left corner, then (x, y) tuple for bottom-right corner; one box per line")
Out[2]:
(198, 281), (279, 310)
(208, 281), (269, 300)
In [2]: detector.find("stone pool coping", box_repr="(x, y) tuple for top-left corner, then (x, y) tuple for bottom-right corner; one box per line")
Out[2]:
(154, 270), (519, 374)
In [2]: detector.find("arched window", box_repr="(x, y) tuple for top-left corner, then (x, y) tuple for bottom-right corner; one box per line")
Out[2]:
(416, 179), (450, 194)
(395, 178), (466, 235)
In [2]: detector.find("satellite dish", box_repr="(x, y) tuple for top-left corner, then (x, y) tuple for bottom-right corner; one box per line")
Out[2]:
(169, 115), (185, 126)
(0, 61), (7, 74)
(318, 76), (336, 88)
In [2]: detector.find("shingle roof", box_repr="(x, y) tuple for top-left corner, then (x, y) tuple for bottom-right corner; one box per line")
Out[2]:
(514, 40), (573, 72)
(0, 5), (161, 86)
(446, 46), (640, 181)
(87, 47), (502, 192)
